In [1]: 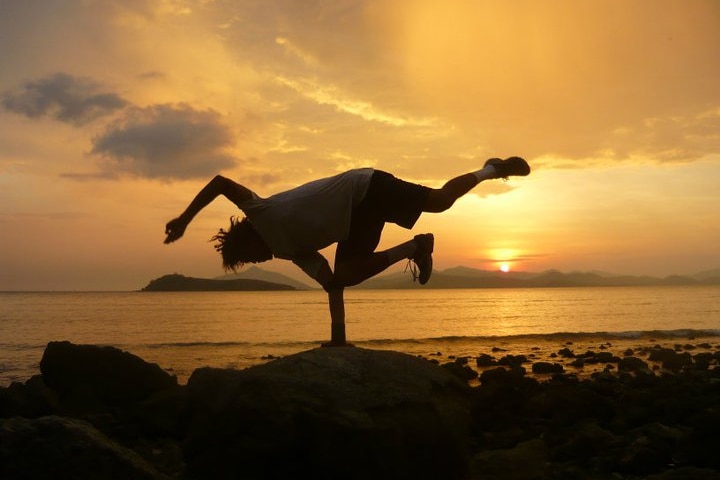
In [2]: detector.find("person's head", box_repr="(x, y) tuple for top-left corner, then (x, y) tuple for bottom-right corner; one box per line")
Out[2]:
(211, 216), (273, 271)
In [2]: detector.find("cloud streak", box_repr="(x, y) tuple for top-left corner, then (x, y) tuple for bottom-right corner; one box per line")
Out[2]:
(2, 73), (128, 125)
(91, 103), (237, 180)
(274, 75), (436, 128)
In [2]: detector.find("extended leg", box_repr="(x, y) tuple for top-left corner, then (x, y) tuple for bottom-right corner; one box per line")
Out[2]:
(424, 156), (530, 212)
(423, 173), (480, 213)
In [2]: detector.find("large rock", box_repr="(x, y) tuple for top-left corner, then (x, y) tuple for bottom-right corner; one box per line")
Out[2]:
(183, 347), (472, 480)
(0, 416), (166, 480)
(470, 438), (547, 480)
(647, 348), (694, 371)
(618, 356), (652, 374)
(0, 375), (59, 418)
(39, 341), (177, 411)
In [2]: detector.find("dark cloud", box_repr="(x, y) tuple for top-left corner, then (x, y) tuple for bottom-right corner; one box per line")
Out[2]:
(91, 103), (237, 180)
(2, 73), (128, 125)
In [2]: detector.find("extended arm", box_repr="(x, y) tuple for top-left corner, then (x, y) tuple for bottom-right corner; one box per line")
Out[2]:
(164, 175), (253, 244)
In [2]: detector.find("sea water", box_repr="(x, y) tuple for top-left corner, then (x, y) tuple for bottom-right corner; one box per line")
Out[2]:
(1, 286), (719, 385)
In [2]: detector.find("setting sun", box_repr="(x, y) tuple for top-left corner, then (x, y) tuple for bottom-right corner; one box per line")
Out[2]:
(499, 263), (511, 273)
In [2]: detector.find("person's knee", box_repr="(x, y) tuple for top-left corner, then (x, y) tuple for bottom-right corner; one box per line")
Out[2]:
(332, 262), (355, 287)
(334, 257), (380, 287)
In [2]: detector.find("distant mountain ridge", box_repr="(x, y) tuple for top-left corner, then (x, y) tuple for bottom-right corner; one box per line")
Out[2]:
(142, 266), (720, 292)
(355, 266), (720, 289)
(693, 267), (720, 281)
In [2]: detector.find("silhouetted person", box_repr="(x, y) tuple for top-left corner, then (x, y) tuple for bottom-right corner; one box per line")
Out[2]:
(164, 157), (530, 345)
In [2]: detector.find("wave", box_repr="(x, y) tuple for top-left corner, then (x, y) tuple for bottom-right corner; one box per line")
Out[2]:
(143, 329), (720, 349)
(423, 329), (720, 343)
(146, 340), (320, 349)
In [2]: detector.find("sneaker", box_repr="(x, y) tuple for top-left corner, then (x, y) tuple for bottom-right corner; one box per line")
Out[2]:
(408, 233), (434, 285)
(484, 156), (530, 180)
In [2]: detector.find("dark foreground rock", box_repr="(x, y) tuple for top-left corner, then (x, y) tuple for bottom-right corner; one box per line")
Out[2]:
(184, 348), (471, 479)
(40, 341), (178, 411)
(2, 342), (471, 480)
(2, 341), (720, 479)
(0, 416), (167, 480)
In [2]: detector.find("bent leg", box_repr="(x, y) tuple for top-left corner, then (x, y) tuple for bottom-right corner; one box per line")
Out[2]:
(334, 240), (417, 287)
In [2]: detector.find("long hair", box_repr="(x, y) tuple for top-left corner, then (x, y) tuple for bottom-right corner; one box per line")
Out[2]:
(211, 216), (273, 271)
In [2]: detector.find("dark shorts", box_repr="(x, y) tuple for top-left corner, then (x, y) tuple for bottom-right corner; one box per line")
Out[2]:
(335, 170), (430, 265)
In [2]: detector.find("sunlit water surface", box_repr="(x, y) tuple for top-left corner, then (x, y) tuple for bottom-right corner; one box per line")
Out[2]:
(1, 286), (719, 384)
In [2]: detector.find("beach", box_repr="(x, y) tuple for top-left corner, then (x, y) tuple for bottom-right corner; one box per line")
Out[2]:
(2, 338), (720, 479)
(423, 332), (720, 384)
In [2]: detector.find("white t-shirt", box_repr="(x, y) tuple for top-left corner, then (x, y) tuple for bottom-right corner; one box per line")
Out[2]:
(236, 168), (375, 277)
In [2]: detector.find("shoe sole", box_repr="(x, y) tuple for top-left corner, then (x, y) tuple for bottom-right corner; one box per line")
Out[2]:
(414, 233), (434, 285)
(485, 157), (530, 177)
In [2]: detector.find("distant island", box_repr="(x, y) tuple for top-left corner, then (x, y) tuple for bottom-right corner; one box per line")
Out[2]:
(141, 266), (720, 292)
(141, 274), (296, 292)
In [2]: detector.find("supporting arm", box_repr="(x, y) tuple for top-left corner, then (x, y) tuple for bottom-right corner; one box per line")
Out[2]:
(324, 287), (347, 346)
(313, 263), (350, 345)
(293, 254), (350, 346)
(164, 175), (253, 244)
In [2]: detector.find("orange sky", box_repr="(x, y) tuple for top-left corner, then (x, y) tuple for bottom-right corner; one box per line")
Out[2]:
(1, 0), (719, 290)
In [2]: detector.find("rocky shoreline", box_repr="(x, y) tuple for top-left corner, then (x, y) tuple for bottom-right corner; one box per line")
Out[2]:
(2, 341), (720, 479)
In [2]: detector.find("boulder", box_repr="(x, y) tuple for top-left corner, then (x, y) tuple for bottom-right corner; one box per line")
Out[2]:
(0, 375), (59, 418)
(692, 352), (714, 370)
(531, 362), (565, 375)
(39, 341), (177, 410)
(442, 361), (479, 381)
(646, 467), (720, 480)
(581, 351), (620, 364)
(557, 347), (575, 358)
(618, 356), (652, 374)
(569, 358), (585, 368)
(183, 347), (472, 480)
(476, 353), (498, 367)
(0, 416), (166, 480)
(525, 383), (616, 425)
(545, 421), (619, 463)
(648, 348), (693, 371)
(497, 354), (528, 368)
(618, 422), (686, 475)
(479, 367), (528, 386)
(469, 438), (547, 480)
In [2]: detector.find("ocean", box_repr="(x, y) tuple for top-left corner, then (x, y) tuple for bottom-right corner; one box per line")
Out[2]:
(1, 286), (719, 385)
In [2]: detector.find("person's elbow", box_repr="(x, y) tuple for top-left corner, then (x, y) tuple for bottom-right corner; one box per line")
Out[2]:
(211, 174), (232, 187)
